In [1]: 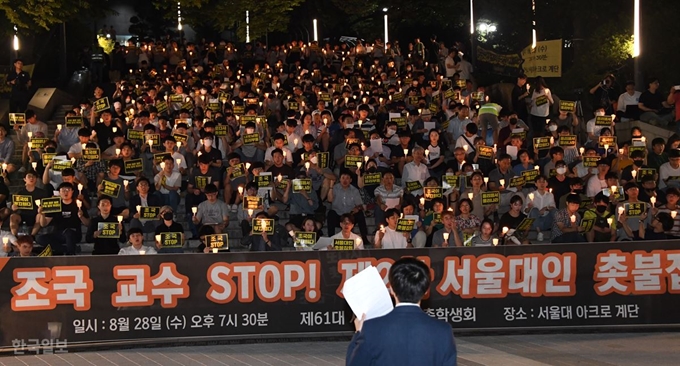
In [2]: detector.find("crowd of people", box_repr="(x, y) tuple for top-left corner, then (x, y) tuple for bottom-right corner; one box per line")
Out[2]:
(3, 35), (680, 257)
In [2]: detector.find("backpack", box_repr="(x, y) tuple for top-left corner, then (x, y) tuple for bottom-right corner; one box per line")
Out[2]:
(588, 209), (614, 242)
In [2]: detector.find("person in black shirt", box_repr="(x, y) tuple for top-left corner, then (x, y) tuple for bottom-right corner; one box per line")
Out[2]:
(196, 132), (223, 168)
(186, 154), (221, 238)
(10, 170), (49, 236)
(154, 205), (185, 253)
(36, 182), (90, 255)
(638, 77), (674, 127)
(511, 74), (530, 122)
(6, 59), (32, 113)
(86, 196), (126, 255)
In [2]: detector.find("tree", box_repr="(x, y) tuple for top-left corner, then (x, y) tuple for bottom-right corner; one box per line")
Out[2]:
(0, 0), (110, 32)
(153, 0), (305, 41)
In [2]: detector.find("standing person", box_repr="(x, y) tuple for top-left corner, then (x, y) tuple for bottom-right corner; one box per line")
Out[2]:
(511, 74), (530, 123)
(6, 59), (32, 113)
(346, 257), (457, 366)
(529, 76), (553, 138)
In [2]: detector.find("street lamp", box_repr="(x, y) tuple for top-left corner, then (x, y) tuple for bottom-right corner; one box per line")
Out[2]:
(383, 8), (388, 50)
(633, 0), (642, 90)
(246, 10), (250, 43)
(313, 19), (318, 42)
(470, 0), (475, 65)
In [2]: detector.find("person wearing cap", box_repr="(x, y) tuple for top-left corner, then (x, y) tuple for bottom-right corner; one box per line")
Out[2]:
(616, 182), (652, 241)
(586, 158), (611, 198)
(659, 148), (680, 189)
(36, 182), (90, 255)
(118, 227), (157, 255)
(550, 193), (586, 243)
(583, 192), (617, 242)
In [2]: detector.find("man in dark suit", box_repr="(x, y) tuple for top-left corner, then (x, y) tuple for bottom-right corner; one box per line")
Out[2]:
(128, 177), (163, 233)
(346, 258), (457, 366)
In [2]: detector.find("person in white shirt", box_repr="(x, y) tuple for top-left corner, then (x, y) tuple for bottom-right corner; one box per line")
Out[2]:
(0, 230), (18, 257)
(616, 81), (642, 121)
(154, 156), (182, 212)
(264, 133), (293, 167)
(586, 106), (613, 147)
(329, 213), (364, 250)
(401, 146), (430, 197)
(659, 150), (680, 189)
(364, 131), (392, 170)
(586, 160), (611, 197)
(457, 56), (474, 81)
(455, 122), (478, 151)
(374, 209), (409, 249)
(118, 228), (157, 255)
(444, 49), (458, 78)
(524, 176), (557, 242)
(529, 76), (554, 136)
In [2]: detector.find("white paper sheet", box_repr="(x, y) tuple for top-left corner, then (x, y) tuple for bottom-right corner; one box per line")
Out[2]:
(341, 265), (394, 320)
(506, 145), (518, 160)
(369, 138), (383, 154)
(424, 122), (436, 131)
(385, 197), (400, 209)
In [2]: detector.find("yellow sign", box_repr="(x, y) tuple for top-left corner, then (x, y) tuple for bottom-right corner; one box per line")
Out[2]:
(521, 39), (563, 78)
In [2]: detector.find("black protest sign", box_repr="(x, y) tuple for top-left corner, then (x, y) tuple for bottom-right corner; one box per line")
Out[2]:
(243, 133), (260, 145)
(558, 135), (577, 147)
(424, 187), (443, 201)
(140, 207), (160, 220)
(333, 239), (355, 250)
(599, 136), (617, 148)
(9, 113), (26, 125)
(243, 196), (263, 210)
(406, 181), (423, 192)
(97, 222), (120, 239)
(595, 116), (613, 126)
(344, 155), (363, 169)
(65, 116), (84, 127)
(254, 174), (272, 188)
(397, 219), (416, 233)
(12, 195), (33, 210)
(82, 148), (101, 162)
(478, 146), (495, 159)
(127, 129), (144, 141)
(292, 179), (312, 193)
(362, 173), (382, 186)
(533, 137), (551, 150)
(559, 100), (576, 113)
(583, 157), (599, 168)
(206, 234), (229, 251)
(160, 232), (184, 248)
(124, 159), (144, 173)
(101, 180), (121, 197)
(40, 197), (62, 214)
(625, 203), (646, 218)
(481, 191), (501, 206)
(294, 232), (316, 248)
(252, 219), (275, 235)
(93, 97), (111, 113)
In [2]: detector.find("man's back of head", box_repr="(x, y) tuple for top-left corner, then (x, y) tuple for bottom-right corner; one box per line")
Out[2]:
(389, 258), (430, 304)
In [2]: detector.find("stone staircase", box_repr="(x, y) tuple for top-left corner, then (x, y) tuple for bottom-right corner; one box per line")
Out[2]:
(9, 105), (556, 254)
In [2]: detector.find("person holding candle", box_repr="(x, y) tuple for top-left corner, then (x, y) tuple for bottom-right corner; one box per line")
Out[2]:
(615, 182), (652, 241)
(586, 159), (611, 198)
(265, 133), (294, 168)
(223, 153), (248, 212)
(470, 219), (498, 246)
(524, 175), (557, 242)
(328, 213), (364, 250)
(327, 172), (370, 245)
(9, 170), (48, 236)
(98, 159), (131, 217)
(586, 106), (612, 148)
(656, 188), (680, 238)
(249, 212), (283, 252)
(488, 153), (520, 215)
(374, 209), (409, 249)
(621, 211), (674, 240)
(454, 198), (481, 243)
(90, 110), (122, 152)
(638, 175), (666, 207)
(118, 228), (157, 255)
(153, 136), (188, 175)
(0, 125), (17, 176)
(461, 171), (496, 219)
(548, 160), (571, 208)
(67, 127), (95, 160)
(395, 130), (414, 177)
(192, 184), (230, 234)
(154, 205), (184, 253)
(498, 195), (530, 244)
(36, 182), (90, 255)
(0, 229), (18, 257)
(432, 210), (462, 247)
(550, 193), (586, 243)
(86, 196), (127, 255)
(285, 171), (321, 234)
(72, 142), (108, 194)
(153, 156), (182, 213)
(583, 192), (617, 242)
(128, 177), (163, 233)
(402, 146), (430, 197)
(16, 110), (48, 172)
